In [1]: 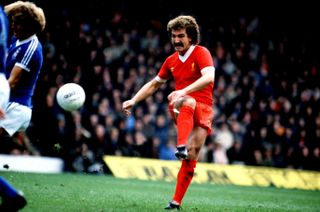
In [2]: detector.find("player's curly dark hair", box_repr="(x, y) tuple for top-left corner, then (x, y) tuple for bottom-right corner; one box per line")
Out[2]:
(167, 15), (200, 45)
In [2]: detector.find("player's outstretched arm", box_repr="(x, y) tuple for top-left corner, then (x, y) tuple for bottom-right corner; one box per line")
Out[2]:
(122, 78), (163, 116)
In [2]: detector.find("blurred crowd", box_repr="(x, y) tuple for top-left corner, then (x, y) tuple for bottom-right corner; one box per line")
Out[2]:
(4, 1), (320, 172)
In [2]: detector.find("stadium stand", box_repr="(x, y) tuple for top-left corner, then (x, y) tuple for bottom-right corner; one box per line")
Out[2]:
(2, 0), (319, 172)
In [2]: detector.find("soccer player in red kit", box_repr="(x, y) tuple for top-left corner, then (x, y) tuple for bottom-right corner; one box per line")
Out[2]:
(122, 15), (215, 210)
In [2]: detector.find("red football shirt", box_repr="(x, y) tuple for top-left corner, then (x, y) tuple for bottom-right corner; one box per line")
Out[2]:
(158, 45), (214, 105)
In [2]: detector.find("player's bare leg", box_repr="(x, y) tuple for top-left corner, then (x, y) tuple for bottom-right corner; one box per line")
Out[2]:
(0, 129), (13, 154)
(186, 126), (207, 160)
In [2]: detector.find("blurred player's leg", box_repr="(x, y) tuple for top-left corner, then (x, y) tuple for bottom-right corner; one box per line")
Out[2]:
(0, 129), (14, 154)
(0, 73), (10, 119)
(0, 177), (27, 211)
(0, 73), (12, 153)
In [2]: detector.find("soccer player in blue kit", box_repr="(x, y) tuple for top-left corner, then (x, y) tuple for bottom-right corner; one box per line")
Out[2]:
(0, 4), (27, 211)
(0, 4), (10, 119)
(0, 1), (46, 151)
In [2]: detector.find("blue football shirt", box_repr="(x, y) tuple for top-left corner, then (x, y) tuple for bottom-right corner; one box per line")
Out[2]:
(6, 35), (43, 108)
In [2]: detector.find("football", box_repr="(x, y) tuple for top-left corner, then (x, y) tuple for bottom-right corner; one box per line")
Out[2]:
(56, 83), (86, 112)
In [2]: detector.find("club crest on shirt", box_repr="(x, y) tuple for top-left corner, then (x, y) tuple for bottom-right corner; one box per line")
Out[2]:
(12, 47), (21, 59)
(170, 67), (174, 72)
(191, 62), (195, 72)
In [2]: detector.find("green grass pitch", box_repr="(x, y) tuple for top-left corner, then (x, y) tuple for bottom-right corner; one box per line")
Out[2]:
(0, 171), (319, 211)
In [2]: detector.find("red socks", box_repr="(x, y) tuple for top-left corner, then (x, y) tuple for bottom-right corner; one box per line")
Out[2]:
(176, 106), (194, 147)
(173, 105), (196, 204)
(172, 159), (197, 205)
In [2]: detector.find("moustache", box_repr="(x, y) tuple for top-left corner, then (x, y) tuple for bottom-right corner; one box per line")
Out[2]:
(174, 43), (183, 47)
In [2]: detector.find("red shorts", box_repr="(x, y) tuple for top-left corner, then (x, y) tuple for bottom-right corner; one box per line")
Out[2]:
(169, 102), (213, 135)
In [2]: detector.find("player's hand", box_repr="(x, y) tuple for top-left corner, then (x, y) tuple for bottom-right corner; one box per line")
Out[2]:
(168, 90), (186, 105)
(122, 99), (135, 116)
